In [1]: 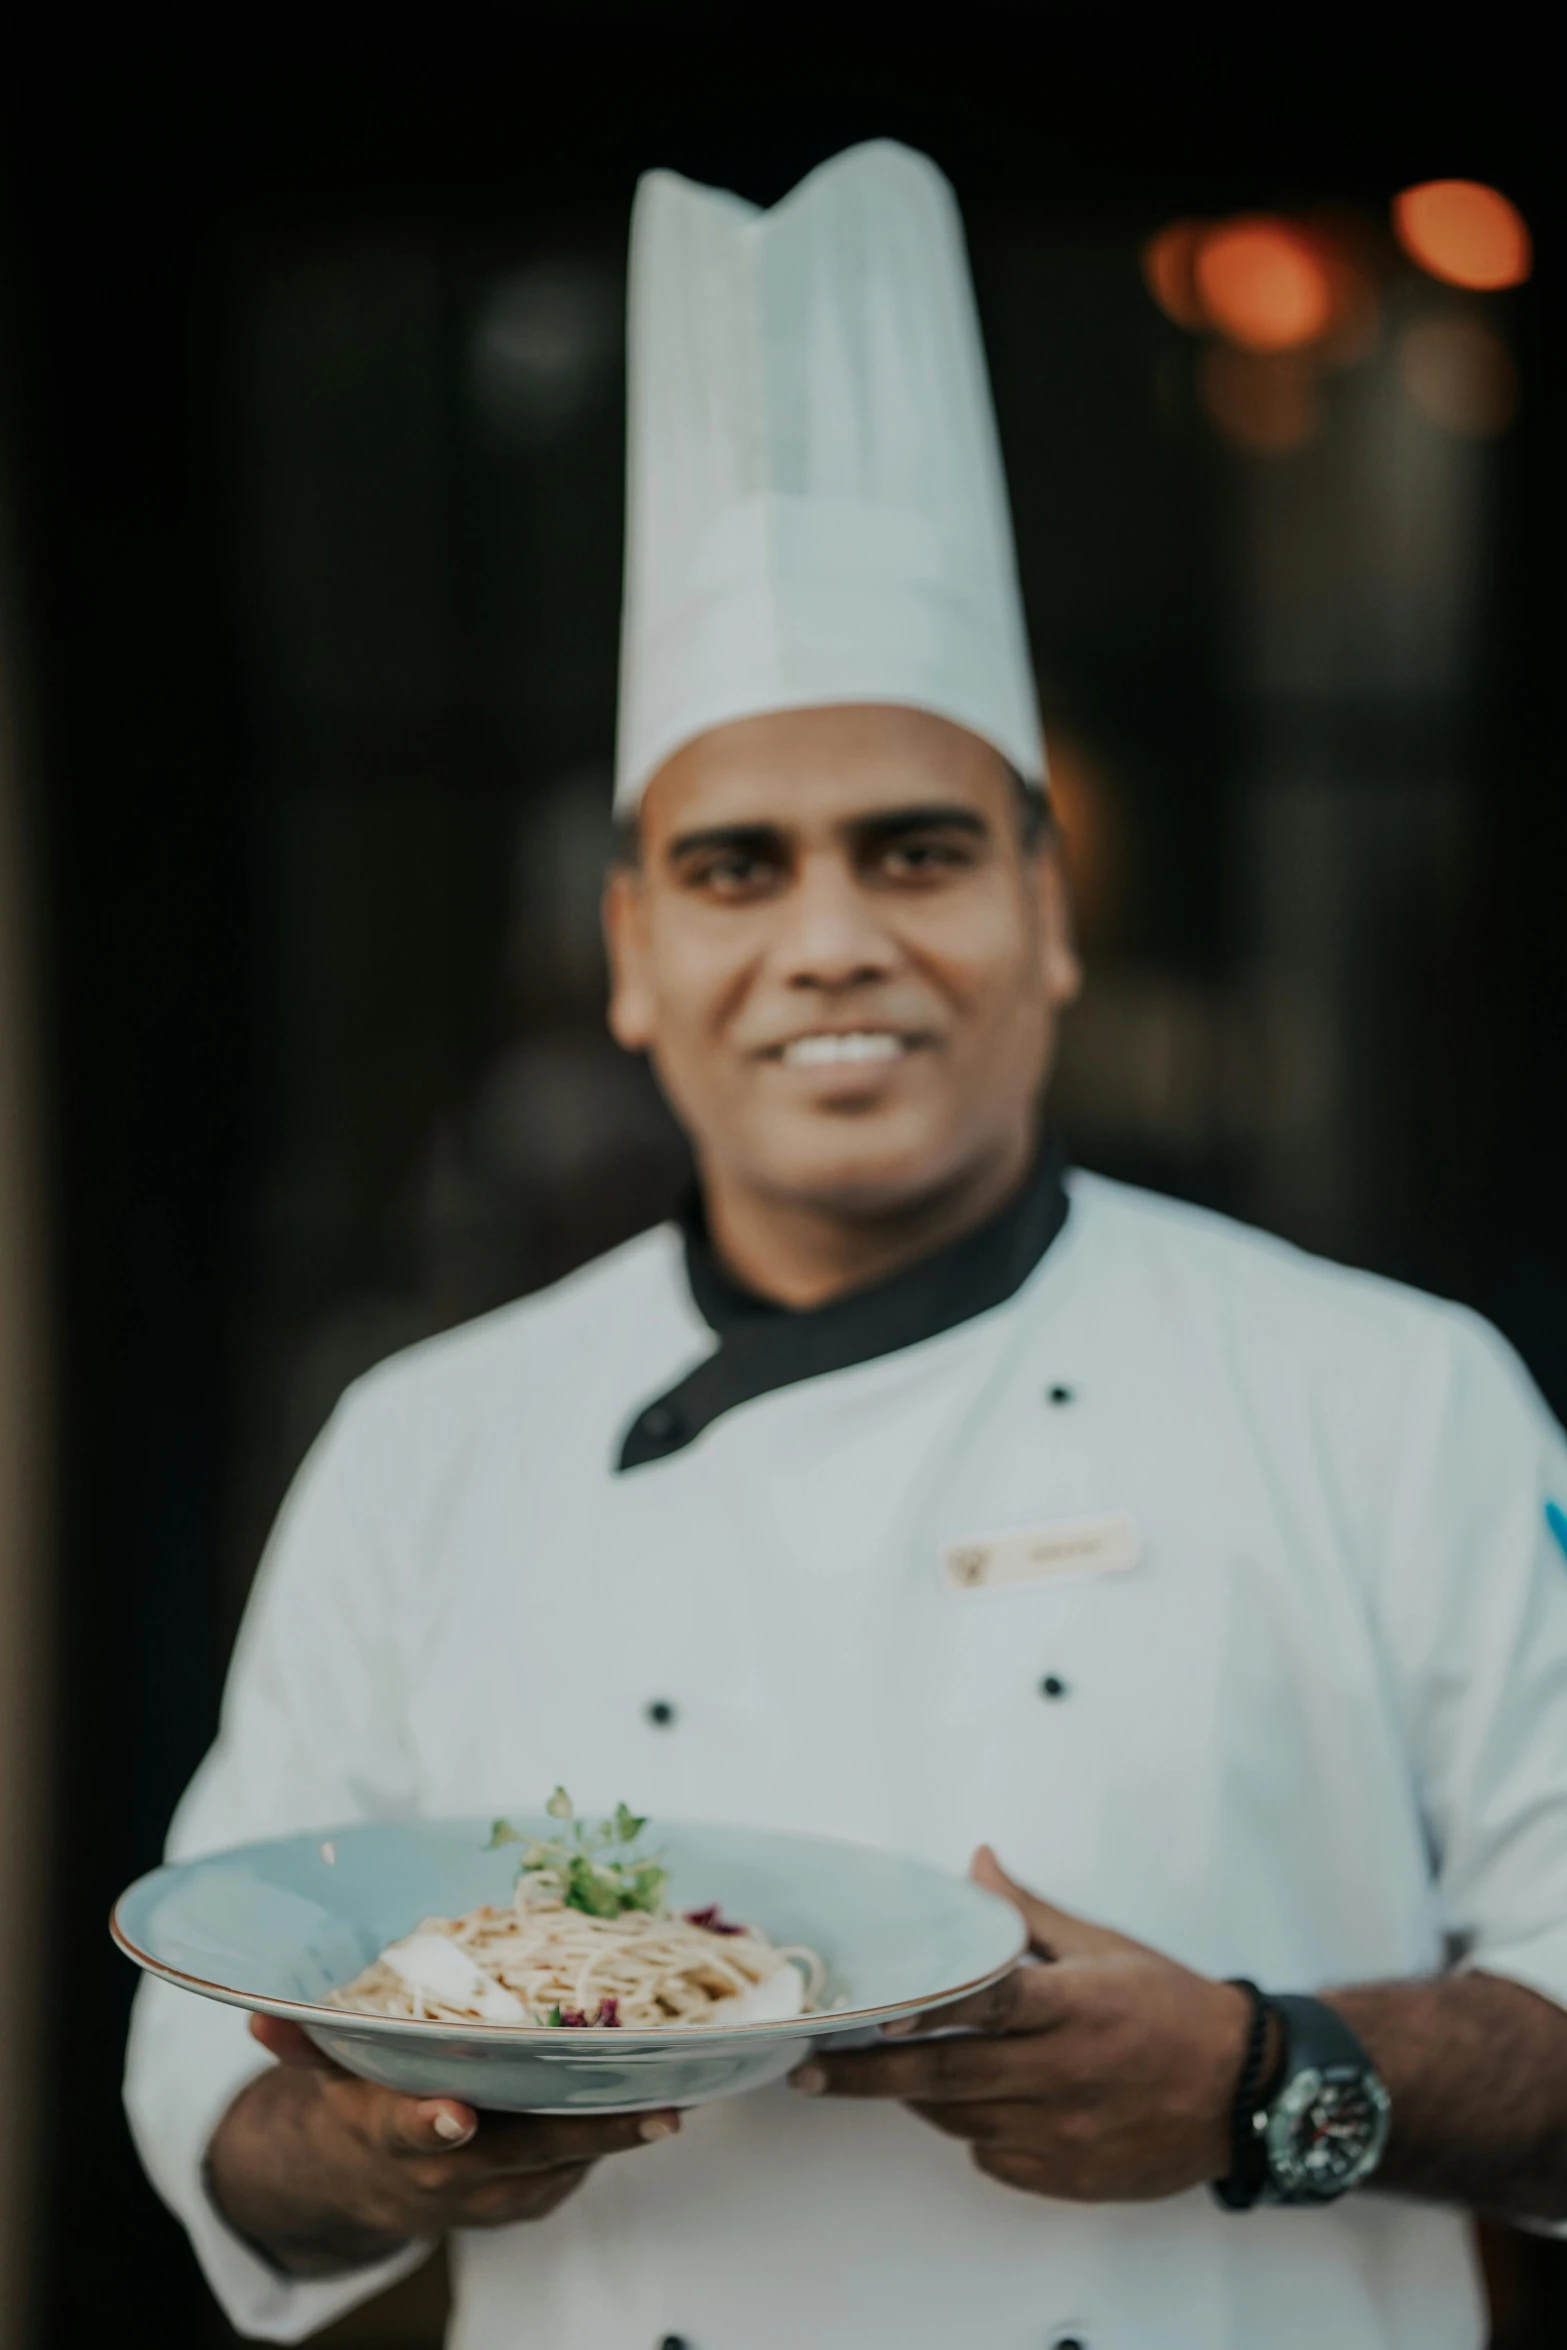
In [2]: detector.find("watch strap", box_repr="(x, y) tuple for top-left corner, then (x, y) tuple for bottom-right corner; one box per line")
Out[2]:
(1267, 1993), (1373, 2075)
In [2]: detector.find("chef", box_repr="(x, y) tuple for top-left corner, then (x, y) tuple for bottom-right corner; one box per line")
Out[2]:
(126, 142), (1567, 2350)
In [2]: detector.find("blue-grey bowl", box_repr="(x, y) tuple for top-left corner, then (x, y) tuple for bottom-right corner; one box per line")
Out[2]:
(112, 1815), (1026, 2112)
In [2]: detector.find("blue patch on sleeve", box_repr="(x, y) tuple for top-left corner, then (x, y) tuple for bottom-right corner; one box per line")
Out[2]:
(1548, 1500), (1567, 1561)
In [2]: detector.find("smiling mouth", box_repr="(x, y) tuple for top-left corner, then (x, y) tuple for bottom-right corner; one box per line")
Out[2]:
(775, 1030), (919, 1069)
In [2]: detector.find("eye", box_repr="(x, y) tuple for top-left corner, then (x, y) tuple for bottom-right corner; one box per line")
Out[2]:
(680, 848), (785, 900)
(875, 832), (979, 882)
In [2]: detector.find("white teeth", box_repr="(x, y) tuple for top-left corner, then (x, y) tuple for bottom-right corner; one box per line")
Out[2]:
(782, 1031), (904, 1068)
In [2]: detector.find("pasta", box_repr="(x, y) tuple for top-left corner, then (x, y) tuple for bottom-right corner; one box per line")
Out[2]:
(325, 1796), (826, 2030)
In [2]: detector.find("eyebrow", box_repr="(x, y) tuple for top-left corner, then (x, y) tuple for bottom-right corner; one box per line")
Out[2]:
(665, 822), (788, 865)
(664, 804), (991, 865)
(851, 804), (990, 847)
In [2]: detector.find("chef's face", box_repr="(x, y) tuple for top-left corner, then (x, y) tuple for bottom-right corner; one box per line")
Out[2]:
(604, 704), (1081, 1216)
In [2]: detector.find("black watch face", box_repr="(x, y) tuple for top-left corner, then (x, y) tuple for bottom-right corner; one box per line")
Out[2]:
(1267, 2066), (1392, 2200)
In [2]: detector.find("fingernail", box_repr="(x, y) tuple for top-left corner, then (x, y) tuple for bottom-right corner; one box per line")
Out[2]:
(639, 2113), (680, 2142)
(431, 2110), (472, 2145)
(789, 2064), (827, 2095)
(881, 2015), (918, 2038)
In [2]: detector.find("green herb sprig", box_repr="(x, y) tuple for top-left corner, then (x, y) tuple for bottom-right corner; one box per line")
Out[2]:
(487, 1788), (668, 1920)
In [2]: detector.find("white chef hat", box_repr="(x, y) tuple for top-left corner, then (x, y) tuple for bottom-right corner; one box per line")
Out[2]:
(614, 139), (1044, 814)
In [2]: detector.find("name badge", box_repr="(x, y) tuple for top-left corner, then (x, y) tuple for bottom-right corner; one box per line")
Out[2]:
(941, 1509), (1142, 1594)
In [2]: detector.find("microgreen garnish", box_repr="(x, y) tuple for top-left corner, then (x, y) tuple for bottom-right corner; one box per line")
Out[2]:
(487, 1790), (668, 1921)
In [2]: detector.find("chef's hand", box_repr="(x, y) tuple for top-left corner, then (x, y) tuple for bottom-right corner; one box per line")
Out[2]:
(790, 1846), (1251, 2202)
(205, 2014), (680, 2277)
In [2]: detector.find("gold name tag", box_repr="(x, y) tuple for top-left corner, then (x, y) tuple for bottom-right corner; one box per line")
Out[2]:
(941, 1509), (1142, 1593)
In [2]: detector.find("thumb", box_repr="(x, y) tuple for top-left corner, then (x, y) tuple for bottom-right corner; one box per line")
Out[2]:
(249, 2014), (477, 2150)
(969, 1844), (1137, 1962)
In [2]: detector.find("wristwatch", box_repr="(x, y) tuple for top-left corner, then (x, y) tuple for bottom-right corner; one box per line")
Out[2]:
(1214, 1988), (1392, 2209)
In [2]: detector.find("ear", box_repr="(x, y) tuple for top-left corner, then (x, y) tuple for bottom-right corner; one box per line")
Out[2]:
(1033, 839), (1084, 1010)
(603, 863), (656, 1051)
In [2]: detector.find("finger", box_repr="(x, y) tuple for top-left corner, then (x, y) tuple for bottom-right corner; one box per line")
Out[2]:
(452, 2161), (593, 2228)
(407, 2106), (681, 2176)
(908, 2097), (1051, 2146)
(973, 2142), (1055, 2196)
(881, 1961), (1069, 2041)
(792, 2033), (1059, 2104)
(248, 2013), (348, 2072)
(969, 1846), (1134, 1963)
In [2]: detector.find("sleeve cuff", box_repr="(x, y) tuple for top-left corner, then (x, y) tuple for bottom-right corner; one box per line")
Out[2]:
(1458, 1937), (1567, 2018)
(182, 2179), (430, 2346)
(124, 1978), (432, 2341)
(1453, 1947), (1567, 2237)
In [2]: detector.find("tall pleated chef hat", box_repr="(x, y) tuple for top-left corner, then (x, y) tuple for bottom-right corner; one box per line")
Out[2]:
(614, 139), (1045, 813)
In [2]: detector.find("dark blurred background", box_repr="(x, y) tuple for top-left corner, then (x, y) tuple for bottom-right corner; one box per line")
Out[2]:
(0, 11), (1562, 2344)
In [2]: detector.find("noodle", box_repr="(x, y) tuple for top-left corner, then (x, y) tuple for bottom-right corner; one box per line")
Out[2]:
(327, 1872), (826, 2030)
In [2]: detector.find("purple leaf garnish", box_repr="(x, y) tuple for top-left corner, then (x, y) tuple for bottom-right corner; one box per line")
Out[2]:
(684, 1902), (746, 1936)
(557, 1997), (620, 2028)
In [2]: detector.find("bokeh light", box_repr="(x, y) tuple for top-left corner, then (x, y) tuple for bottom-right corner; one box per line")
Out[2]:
(1198, 347), (1320, 455)
(1193, 218), (1333, 353)
(1392, 181), (1531, 292)
(1400, 316), (1518, 437)
(1141, 221), (1207, 330)
(1042, 735), (1126, 950)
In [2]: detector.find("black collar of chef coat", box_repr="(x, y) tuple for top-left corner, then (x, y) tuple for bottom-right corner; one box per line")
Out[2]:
(615, 1142), (1071, 1471)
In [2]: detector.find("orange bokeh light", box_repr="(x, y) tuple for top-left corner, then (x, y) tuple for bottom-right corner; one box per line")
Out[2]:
(1142, 221), (1206, 331)
(1392, 180), (1531, 291)
(1193, 218), (1333, 354)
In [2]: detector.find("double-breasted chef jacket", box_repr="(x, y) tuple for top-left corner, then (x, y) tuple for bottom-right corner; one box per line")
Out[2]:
(127, 1160), (1567, 2349)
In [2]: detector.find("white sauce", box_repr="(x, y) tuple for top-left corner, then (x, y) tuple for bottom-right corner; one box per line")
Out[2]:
(383, 1931), (528, 2023)
(717, 1959), (808, 2025)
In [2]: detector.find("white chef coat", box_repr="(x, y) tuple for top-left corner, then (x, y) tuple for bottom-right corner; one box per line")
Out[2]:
(125, 1169), (1567, 2350)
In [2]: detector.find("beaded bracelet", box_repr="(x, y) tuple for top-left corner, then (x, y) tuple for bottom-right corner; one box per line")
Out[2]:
(1211, 1977), (1276, 2211)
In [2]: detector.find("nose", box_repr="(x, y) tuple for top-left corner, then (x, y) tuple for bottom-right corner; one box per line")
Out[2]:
(771, 849), (896, 993)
